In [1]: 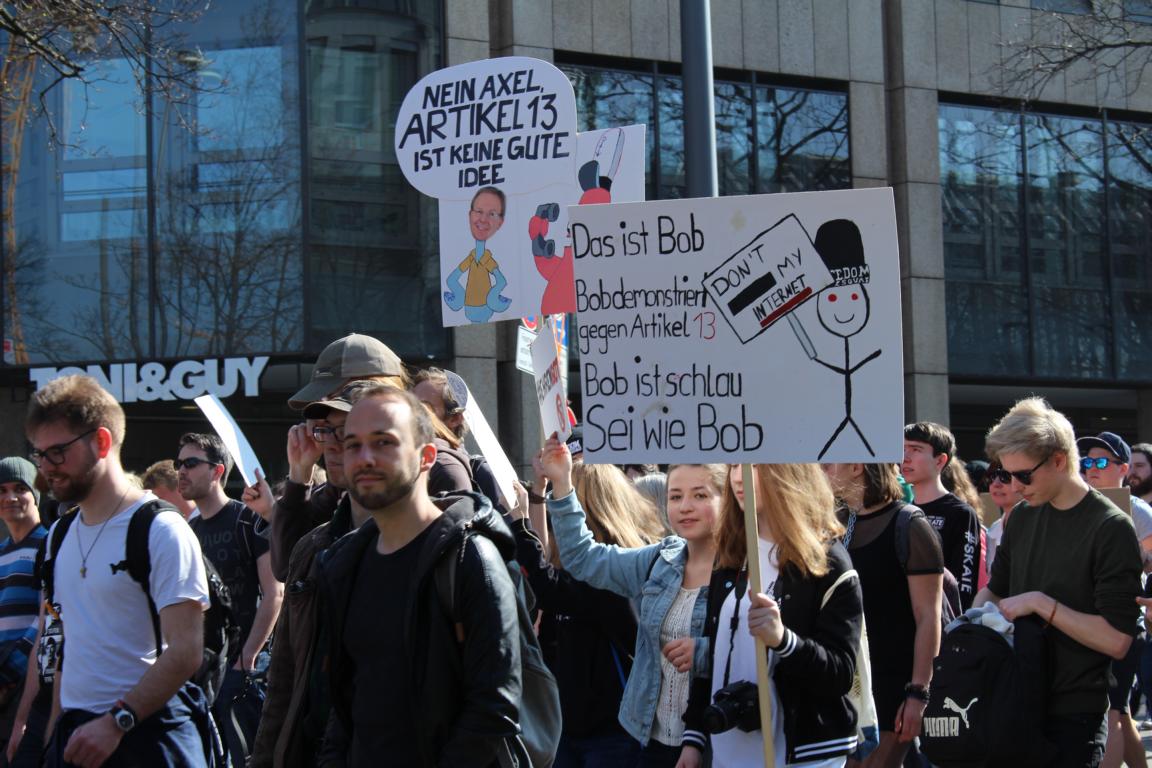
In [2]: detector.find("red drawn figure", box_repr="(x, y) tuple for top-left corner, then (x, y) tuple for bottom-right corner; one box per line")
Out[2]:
(528, 128), (625, 316)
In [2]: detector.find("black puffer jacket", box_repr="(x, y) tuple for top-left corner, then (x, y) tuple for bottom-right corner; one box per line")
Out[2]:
(682, 541), (863, 764)
(317, 493), (522, 767)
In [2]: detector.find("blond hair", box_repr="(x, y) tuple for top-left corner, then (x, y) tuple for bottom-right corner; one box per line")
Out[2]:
(572, 463), (665, 549)
(716, 464), (844, 577)
(985, 397), (1078, 472)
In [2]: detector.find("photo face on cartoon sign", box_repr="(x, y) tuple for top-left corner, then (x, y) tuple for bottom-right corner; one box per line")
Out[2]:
(817, 284), (870, 338)
(470, 189), (505, 241)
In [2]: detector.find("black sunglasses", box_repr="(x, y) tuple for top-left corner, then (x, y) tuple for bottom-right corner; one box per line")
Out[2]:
(174, 457), (220, 471)
(1079, 456), (1120, 471)
(987, 454), (1050, 486)
(29, 429), (97, 467)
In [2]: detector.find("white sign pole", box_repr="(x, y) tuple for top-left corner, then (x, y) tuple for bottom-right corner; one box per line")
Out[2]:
(740, 463), (775, 765)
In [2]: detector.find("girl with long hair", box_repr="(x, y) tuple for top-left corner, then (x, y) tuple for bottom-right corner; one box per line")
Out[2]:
(677, 464), (863, 768)
(537, 437), (726, 768)
(822, 463), (944, 768)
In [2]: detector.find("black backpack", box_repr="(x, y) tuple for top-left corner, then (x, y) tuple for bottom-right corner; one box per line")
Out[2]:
(894, 503), (961, 626)
(920, 615), (1056, 767)
(42, 500), (242, 705)
(435, 531), (562, 768)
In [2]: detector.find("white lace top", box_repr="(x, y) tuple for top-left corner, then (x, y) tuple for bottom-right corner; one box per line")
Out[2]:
(652, 586), (702, 746)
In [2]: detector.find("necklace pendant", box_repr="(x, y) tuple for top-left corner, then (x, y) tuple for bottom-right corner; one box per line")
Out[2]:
(80, 566), (87, 578)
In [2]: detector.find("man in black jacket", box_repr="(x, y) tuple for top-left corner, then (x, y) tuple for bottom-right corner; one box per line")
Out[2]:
(317, 384), (522, 767)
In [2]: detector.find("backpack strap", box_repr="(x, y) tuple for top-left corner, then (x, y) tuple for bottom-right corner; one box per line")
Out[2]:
(434, 542), (465, 645)
(820, 568), (859, 610)
(123, 499), (176, 657)
(42, 510), (79, 609)
(894, 503), (919, 572)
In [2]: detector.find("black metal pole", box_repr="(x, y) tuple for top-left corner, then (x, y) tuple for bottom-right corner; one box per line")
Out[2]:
(680, 0), (717, 198)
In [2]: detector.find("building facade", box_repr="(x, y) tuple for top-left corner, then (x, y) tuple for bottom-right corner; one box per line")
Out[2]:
(3, 0), (1151, 473)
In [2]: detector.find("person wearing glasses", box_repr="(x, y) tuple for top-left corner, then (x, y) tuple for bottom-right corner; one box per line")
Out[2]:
(177, 432), (281, 766)
(1073, 432), (1152, 768)
(26, 375), (212, 766)
(443, 186), (512, 323)
(982, 459), (1023, 576)
(975, 398), (1142, 768)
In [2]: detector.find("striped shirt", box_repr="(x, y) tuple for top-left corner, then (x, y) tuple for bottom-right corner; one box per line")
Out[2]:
(0, 526), (47, 685)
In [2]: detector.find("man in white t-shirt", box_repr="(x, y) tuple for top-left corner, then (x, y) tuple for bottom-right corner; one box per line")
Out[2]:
(26, 374), (210, 767)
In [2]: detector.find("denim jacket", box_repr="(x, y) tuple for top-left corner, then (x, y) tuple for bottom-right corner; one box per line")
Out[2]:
(548, 490), (709, 745)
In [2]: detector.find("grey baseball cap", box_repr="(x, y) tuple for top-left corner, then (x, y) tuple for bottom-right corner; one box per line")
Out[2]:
(289, 334), (404, 410)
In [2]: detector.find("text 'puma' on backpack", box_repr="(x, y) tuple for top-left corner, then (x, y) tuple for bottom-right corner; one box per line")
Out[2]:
(920, 615), (1055, 767)
(42, 500), (242, 705)
(436, 532), (562, 768)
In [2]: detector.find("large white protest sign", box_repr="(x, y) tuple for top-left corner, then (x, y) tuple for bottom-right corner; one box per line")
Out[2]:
(444, 371), (518, 509)
(395, 56), (646, 326)
(569, 187), (903, 463)
(530, 317), (572, 442)
(194, 394), (264, 486)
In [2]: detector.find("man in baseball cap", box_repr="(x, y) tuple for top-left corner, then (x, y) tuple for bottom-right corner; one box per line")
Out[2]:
(1076, 431), (1152, 767)
(288, 334), (406, 410)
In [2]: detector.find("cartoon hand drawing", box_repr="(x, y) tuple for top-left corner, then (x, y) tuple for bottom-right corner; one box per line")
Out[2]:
(788, 219), (882, 460)
(444, 186), (512, 323)
(529, 127), (625, 316)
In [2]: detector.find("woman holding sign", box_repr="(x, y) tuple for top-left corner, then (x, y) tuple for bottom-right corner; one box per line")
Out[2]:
(678, 464), (863, 768)
(538, 438), (725, 768)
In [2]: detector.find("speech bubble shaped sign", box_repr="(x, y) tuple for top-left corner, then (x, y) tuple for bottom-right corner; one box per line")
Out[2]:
(395, 57), (578, 199)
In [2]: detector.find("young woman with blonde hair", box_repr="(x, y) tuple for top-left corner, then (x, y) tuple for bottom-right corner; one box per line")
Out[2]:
(678, 464), (864, 768)
(537, 438), (727, 767)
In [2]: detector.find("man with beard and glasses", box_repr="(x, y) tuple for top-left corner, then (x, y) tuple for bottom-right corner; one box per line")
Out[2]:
(25, 375), (211, 767)
(316, 385), (521, 768)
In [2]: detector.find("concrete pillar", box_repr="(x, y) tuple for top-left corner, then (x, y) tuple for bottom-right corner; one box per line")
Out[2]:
(885, 0), (950, 424)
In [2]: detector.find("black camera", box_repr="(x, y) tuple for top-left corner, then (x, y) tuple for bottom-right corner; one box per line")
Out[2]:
(702, 680), (760, 734)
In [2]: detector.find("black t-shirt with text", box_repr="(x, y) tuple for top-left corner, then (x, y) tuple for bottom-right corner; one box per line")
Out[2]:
(190, 499), (269, 644)
(344, 525), (432, 768)
(918, 493), (982, 610)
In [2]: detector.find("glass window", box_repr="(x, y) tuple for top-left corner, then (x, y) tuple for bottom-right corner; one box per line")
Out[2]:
(1025, 113), (1109, 377)
(303, 1), (448, 359)
(1032, 0), (1091, 12)
(560, 63), (850, 200)
(939, 104), (1029, 375)
(1, 2), (305, 365)
(758, 86), (850, 193)
(941, 102), (1152, 383)
(1108, 120), (1152, 379)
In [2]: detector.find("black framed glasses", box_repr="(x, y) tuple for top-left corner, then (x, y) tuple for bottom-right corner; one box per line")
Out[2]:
(174, 457), (220, 471)
(311, 425), (345, 444)
(987, 454), (1050, 486)
(1079, 456), (1119, 471)
(29, 429), (97, 466)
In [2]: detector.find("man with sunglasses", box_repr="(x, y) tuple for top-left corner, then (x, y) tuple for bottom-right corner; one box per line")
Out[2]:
(177, 433), (281, 766)
(975, 398), (1141, 768)
(1074, 431), (1152, 768)
(26, 375), (212, 767)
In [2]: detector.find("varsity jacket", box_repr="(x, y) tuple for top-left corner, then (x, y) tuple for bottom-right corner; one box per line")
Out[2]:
(682, 541), (863, 764)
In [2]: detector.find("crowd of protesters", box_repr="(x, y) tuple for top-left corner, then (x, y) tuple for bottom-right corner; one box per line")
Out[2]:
(1, 331), (1147, 768)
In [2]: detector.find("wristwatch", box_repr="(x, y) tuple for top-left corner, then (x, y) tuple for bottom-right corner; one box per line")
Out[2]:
(109, 700), (137, 733)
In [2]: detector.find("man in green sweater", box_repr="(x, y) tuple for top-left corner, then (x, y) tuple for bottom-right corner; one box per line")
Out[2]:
(974, 397), (1141, 768)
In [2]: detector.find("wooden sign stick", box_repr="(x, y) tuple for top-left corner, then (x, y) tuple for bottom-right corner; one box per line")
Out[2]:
(741, 463), (775, 765)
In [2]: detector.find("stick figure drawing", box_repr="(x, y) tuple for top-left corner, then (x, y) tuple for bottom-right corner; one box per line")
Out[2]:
(788, 219), (882, 460)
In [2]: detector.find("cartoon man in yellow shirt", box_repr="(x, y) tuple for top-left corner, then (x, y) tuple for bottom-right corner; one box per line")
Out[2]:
(444, 186), (512, 323)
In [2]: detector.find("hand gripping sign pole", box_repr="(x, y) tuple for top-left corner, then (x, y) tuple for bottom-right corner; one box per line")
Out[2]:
(740, 463), (775, 765)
